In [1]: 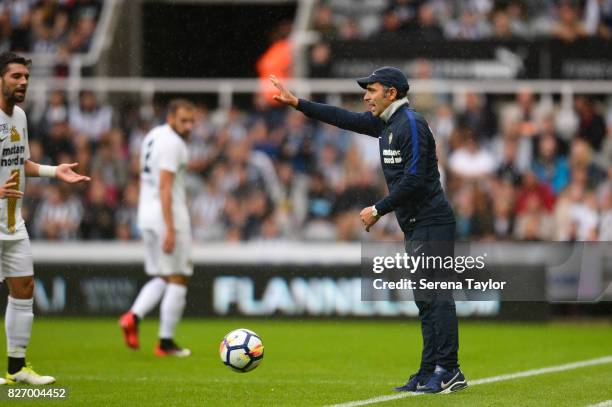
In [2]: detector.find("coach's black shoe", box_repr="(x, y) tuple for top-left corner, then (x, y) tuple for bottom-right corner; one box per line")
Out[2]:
(418, 366), (468, 394)
(394, 369), (431, 392)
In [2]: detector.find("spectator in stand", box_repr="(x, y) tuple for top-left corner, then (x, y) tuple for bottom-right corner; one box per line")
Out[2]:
(317, 142), (345, 192)
(514, 194), (554, 240)
(449, 131), (496, 179)
(2, 0), (102, 57)
(491, 9), (516, 39)
(598, 169), (612, 240)
(30, 0), (68, 53)
(312, 3), (337, 39)
(314, 122), (352, 156)
(73, 134), (92, 182)
(387, 0), (421, 31)
(283, 110), (316, 173)
(251, 119), (284, 162)
(275, 160), (308, 226)
(410, 58), (438, 116)
(531, 133), (570, 195)
(569, 138), (606, 189)
(0, 11), (9, 53)
(337, 17), (361, 40)
(225, 137), (281, 203)
(431, 103), (455, 160)
(552, 0), (587, 41)
(454, 183), (493, 241)
(256, 20), (293, 105)
(375, 9), (408, 40)
(302, 171), (337, 241)
(506, 0), (530, 37)
(534, 112), (569, 156)
(410, 2), (444, 41)
(243, 190), (273, 240)
(569, 186), (600, 240)
(90, 134), (127, 205)
(584, 0), (612, 39)
(495, 135), (524, 185)
(490, 178), (516, 239)
(68, 0), (102, 26)
(191, 166), (228, 241)
(115, 183), (140, 241)
(69, 90), (112, 144)
(443, 6), (491, 39)
(456, 91), (497, 142)
(42, 121), (74, 162)
(515, 170), (555, 215)
(80, 178), (115, 239)
(38, 89), (68, 136)
(333, 169), (379, 241)
(256, 213), (284, 241)
(33, 183), (83, 240)
(0, 0), (32, 51)
(222, 192), (248, 242)
(309, 41), (332, 78)
(501, 88), (546, 140)
(575, 95), (607, 151)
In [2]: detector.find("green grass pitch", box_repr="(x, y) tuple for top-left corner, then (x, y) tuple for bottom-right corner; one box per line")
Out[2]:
(1, 318), (611, 406)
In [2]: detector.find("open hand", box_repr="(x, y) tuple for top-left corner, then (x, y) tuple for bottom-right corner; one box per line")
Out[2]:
(56, 163), (91, 184)
(270, 75), (298, 108)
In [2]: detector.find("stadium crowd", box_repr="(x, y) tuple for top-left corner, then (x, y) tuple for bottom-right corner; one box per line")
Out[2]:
(312, 0), (612, 42)
(2, 0), (612, 243)
(16, 87), (612, 243)
(0, 0), (102, 76)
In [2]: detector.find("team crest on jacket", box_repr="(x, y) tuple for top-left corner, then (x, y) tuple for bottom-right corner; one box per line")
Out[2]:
(388, 131), (393, 145)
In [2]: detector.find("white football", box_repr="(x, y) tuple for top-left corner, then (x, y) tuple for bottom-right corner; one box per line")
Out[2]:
(220, 328), (264, 373)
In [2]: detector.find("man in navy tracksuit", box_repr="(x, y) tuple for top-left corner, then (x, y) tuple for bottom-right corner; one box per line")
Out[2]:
(271, 67), (467, 394)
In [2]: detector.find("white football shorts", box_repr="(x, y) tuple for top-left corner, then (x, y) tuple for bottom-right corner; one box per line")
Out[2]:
(142, 229), (193, 276)
(0, 238), (34, 281)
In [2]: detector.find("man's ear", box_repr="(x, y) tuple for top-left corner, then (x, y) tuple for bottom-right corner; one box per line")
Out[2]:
(387, 87), (398, 101)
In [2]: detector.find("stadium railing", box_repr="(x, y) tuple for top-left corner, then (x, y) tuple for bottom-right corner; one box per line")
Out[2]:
(27, 77), (612, 112)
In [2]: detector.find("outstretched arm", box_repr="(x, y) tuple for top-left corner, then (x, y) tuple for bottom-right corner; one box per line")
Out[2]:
(270, 75), (381, 137)
(25, 160), (91, 183)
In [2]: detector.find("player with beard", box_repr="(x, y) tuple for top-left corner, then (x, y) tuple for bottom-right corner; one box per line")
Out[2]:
(0, 52), (90, 385)
(120, 99), (195, 357)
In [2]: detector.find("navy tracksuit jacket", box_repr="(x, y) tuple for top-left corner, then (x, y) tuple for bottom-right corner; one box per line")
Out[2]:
(297, 98), (459, 371)
(297, 99), (454, 232)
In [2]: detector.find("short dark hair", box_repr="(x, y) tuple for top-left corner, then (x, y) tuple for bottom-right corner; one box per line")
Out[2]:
(0, 52), (32, 76)
(168, 98), (195, 115)
(382, 85), (408, 100)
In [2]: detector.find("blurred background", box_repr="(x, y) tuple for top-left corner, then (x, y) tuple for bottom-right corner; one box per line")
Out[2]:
(1, 0), (612, 319)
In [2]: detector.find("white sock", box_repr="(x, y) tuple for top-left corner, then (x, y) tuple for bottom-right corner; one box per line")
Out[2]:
(159, 284), (187, 339)
(131, 277), (167, 319)
(5, 297), (34, 358)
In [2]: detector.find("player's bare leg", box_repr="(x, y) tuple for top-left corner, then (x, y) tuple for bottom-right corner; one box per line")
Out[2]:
(155, 275), (190, 357)
(4, 275), (54, 385)
(120, 277), (168, 350)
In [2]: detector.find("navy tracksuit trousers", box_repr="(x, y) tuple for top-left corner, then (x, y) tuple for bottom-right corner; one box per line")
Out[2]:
(405, 222), (459, 372)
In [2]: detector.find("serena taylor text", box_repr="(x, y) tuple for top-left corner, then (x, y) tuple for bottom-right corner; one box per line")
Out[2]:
(372, 278), (507, 291)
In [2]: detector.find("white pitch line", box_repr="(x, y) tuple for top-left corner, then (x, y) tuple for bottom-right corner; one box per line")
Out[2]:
(586, 401), (612, 407)
(326, 355), (612, 407)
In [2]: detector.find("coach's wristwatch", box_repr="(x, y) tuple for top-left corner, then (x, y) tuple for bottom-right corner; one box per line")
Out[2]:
(371, 205), (379, 219)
